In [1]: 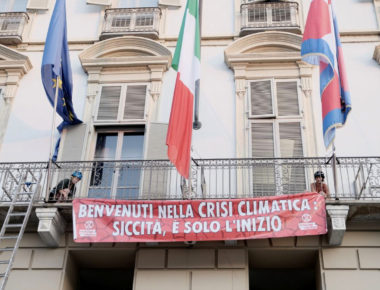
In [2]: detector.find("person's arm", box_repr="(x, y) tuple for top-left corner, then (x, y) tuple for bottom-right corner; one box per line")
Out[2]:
(57, 179), (70, 195)
(310, 182), (316, 192)
(323, 183), (331, 199)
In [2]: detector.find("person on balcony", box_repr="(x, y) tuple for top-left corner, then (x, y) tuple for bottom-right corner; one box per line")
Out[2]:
(311, 171), (330, 199)
(48, 171), (82, 202)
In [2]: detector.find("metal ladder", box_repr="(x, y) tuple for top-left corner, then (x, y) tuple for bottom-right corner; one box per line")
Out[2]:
(0, 174), (38, 290)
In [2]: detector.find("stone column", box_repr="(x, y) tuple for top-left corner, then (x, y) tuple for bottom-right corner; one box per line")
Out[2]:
(35, 208), (66, 247)
(326, 205), (349, 246)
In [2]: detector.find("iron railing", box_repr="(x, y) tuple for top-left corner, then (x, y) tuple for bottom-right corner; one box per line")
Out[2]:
(100, 7), (161, 40)
(0, 157), (379, 203)
(240, 1), (300, 35)
(0, 12), (29, 44)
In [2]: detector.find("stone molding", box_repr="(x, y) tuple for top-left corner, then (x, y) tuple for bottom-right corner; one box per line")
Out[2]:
(373, 44), (380, 65)
(79, 36), (172, 72)
(326, 205), (350, 246)
(35, 208), (66, 248)
(0, 45), (32, 97)
(225, 31), (302, 68)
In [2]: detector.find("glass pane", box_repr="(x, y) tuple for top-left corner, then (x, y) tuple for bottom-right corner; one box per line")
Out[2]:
(94, 133), (118, 160)
(120, 134), (144, 160)
(117, 134), (144, 199)
(12, 0), (27, 12)
(89, 134), (118, 198)
(119, 0), (158, 8)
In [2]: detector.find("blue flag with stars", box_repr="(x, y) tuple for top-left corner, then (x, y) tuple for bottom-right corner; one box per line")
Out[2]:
(41, 0), (82, 133)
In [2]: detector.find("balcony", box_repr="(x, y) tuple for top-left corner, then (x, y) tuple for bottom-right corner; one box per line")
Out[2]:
(0, 12), (29, 44)
(240, 1), (301, 36)
(0, 157), (379, 204)
(100, 7), (161, 40)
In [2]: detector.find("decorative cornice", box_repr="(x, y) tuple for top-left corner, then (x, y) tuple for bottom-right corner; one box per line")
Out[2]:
(225, 31), (302, 68)
(79, 36), (172, 72)
(0, 45), (32, 74)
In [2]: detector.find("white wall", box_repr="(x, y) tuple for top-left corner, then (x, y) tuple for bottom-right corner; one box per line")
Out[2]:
(334, 42), (380, 156)
(0, 50), (88, 162)
(1, 0), (380, 162)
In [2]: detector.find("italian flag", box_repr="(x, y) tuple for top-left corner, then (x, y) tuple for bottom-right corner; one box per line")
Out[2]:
(166, 0), (200, 179)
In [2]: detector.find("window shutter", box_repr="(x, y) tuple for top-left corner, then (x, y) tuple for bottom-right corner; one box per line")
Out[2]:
(26, 0), (50, 10)
(250, 80), (273, 116)
(279, 122), (303, 157)
(251, 122), (275, 195)
(86, 0), (111, 5)
(124, 85), (146, 120)
(279, 122), (305, 193)
(97, 86), (121, 121)
(142, 122), (169, 198)
(158, 0), (181, 7)
(251, 122), (274, 158)
(276, 81), (299, 116)
(60, 124), (87, 161)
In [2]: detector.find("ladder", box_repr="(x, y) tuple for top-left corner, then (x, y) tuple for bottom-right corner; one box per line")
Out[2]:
(0, 173), (38, 290)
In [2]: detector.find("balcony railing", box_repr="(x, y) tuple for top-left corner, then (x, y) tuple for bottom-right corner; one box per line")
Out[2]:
(0, 12), (29, 44)
(240, 1), (301, 36)
(0, 157), (379, 203)
(100, 7), (161, 40)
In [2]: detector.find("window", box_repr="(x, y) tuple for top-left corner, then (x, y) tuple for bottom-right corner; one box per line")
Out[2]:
(118, 0), (158, 8)
(249, 79), (305, 195)
(89, 129), (145, 199)
(0, 0), (28, 12)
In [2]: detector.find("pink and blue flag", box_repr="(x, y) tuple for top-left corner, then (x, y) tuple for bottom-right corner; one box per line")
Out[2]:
(301, 0), (351, 148)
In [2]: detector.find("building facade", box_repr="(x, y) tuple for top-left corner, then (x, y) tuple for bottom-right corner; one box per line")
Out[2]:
(0, 0), (380, 289)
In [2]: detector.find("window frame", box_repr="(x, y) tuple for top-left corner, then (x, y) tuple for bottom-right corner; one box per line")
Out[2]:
(89, 126), (146, 199)
(94, 82), (149, 124)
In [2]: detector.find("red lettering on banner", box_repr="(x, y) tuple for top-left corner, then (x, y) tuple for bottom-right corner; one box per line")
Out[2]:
(73, 192), (327, 243)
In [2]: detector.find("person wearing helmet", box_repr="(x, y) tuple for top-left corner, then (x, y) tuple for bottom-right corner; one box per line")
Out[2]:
(311, 171), (330, 198)
(48, 171), (82, 202)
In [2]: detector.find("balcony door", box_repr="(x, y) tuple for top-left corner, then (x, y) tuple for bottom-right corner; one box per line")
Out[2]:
(249, 79), (306, 196)
(89, 130), (144, 199)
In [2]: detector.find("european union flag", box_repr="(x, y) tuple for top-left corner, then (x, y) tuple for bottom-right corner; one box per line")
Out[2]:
(41, 0), (82, 133)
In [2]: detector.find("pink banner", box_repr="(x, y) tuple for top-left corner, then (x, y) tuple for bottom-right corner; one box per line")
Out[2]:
(72, 192), (327, 243)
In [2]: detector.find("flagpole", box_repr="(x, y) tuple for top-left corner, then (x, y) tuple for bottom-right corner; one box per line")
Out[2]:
(46, 76), (60, 200)
(193, 0), (202, 130)
(331, 141), (339, 200)
(187, 0), (202, 200)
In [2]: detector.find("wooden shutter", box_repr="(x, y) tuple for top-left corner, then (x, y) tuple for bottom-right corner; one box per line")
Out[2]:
(251, 122), (274, 158)
(250, 80), (273, 117)
(86, 0), (111, 5)
(251, 122), (276, 195)
(124, 85), (146, 120)
(276, 81), (299, 116)
(158, 0), (181, 7)
(97, 86), (121, 121)
(279, 122), (303, 157)
(26, 0), (50, 10)
(279, 122), (305, 193)
(60, 124), (87, 161)
(142, 122), (169, 199)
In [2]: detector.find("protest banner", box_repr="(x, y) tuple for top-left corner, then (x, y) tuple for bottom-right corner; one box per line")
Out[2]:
(73, 192), (327, 242)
